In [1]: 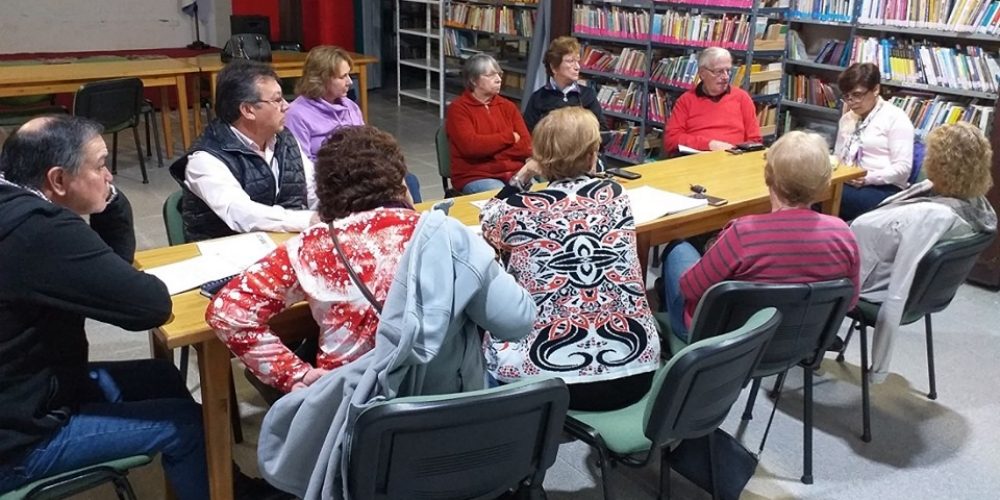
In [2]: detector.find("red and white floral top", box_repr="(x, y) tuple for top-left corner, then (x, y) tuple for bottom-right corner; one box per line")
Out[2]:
(206, 208), (419, 392)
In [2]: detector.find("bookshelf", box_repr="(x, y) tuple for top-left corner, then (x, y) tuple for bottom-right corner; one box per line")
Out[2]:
(396, 0), (448, 117)
(780, 0), (1000, 144)
(571, 0), (787, 164)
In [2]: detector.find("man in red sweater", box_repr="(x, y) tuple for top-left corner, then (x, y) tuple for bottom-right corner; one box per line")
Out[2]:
(663, 47), (762, 155)
(446, 54), (533, 194)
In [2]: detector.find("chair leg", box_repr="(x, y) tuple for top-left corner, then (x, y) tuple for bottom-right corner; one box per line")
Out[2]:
(149, 109), (163, 167)
(768, 371), (786, 400)
(859, 322), (872, 443)
(925, 314), (937, 400)
(112, 476), (138, 500)
(111, 132), (119, 174)
(742, 377), (762, 421)
(659, 448), (672, 500)
(837, 320), (858, 362)
(178, 346), (190, 384)
(131, 126), (148, 184)
(707, 432), (721, 500)
(230, 376), (244, 444)
(801, 367), (814, 484)
(144, 112), (152, 158)
(591, 444), (615, 500)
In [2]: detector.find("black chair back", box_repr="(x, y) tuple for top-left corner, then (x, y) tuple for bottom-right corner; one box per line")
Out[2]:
(645, 308), (781, 444)
(689, 280), (855, 376)
(73, 78), (144, 130)
(906, 232), (995, 317)
(347, 378), (569, 500)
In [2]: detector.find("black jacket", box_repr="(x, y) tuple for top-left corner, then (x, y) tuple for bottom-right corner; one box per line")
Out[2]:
(169, 120), (308, 242)
(0, 185), (171, 464)
(522, 82), (610, 135)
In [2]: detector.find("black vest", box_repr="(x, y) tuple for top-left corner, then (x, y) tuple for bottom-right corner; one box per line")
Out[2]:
(169, 121), (308, 242)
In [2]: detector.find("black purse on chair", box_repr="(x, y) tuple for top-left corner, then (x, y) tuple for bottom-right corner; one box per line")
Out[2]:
(221, 33), (272, 63)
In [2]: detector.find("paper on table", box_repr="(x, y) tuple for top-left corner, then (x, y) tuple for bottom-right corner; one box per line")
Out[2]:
(145, 232), (277, 295)
(679, 144), (707, 154)
(626, 186), (708, 225)
(470, 199), (489, 210)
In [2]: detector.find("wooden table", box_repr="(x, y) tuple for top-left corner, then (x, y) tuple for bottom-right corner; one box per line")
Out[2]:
(135, 150), (863, 499)
(421, 150), (866, 270)
(0, 58), (199, 158)
(192, 51), (379, 127)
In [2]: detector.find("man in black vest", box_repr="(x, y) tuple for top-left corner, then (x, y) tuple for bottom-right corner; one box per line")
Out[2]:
(170, 60), (317, 242)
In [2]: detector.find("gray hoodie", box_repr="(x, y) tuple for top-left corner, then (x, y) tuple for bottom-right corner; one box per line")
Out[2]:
(257, 210), (536, 499)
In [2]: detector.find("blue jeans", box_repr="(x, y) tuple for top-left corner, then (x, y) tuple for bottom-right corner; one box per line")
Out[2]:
(0, 359), (207, 499)
(461, 178), (506, 195)
(404, 172), (422, 203)
(839, 184), (901, 221)
(661, 241), (702, 342)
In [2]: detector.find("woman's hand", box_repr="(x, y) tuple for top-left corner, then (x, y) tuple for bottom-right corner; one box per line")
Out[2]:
(289, 367), (331, 392)
(513, 131), (521, 144)
(846, 173), (868, 188)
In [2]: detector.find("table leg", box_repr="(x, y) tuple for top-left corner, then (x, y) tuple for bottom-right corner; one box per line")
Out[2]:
(210, 73), (218, 112)
(821, 183), (844, 216)
(191, 75), (202, 137)
(176, 76), (192, 151)
(197, 338), (234, 500)
(149, 331), (171, 361)
(637, 232), (652, 287)
(359, 65), (369, 124)
(160, 87), (174, 159)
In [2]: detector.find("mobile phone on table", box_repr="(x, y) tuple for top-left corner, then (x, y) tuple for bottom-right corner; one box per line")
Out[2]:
(702, 194), (728, 206)
(607, 168), (642, 180)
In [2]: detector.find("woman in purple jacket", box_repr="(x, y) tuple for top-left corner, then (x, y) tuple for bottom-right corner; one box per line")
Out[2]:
(285, 46), (421, 200)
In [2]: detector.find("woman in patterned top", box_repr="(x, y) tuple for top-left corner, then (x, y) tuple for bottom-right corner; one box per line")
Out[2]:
(205, 126), (421, 393)
(480, 107), (661, 411)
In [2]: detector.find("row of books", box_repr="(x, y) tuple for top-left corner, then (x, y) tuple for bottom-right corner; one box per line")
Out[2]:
(648, 88), (671, 124)
(651, 54), (699, 88)
(857, 0), (1000, 33)
(757, 103), (778, 128)
(889, 94), (995, 137)
(445, 3), (536, 37)
(654, 0), (758, 7)
(596, 82), (645, 118)
(811, 39), (849, 66)
(581, 46), (648, 77)
(848, 37), (1000, 94)
(784, 74), (841, 107)
(606, 125), (646, 162)
(652, 11), (756, 49)
(788, 0), (855, 22)
(573, 6), (651, 40)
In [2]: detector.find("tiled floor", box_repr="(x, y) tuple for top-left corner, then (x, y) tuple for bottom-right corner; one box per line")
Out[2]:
(23, 90), (1000, 499)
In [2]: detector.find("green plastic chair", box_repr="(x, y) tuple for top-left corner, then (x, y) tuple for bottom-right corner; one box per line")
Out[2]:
(162, 190), (186, 246)
(435, 125), (460, 197)
(0, 455), (151, 500)
(348, 378), (569, 500)
(564, 308), (781, 500)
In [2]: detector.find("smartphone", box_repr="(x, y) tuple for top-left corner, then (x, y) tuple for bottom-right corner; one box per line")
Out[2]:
(692, 193), (728, 206)
(607, 168), (642, 180)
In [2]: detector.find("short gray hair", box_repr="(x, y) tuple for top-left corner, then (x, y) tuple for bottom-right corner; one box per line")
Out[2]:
(0, 115), (104, 189)
(462, 54), (501, 91)
(698, 47), (732, 68)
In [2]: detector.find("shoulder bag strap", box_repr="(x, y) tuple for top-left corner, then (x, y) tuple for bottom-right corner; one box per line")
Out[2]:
(329, 223), (383, 314)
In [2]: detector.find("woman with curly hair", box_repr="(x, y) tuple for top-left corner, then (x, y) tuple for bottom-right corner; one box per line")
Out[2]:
(206, 125), (534, 393)
(479, 107), (660, 411)
(852, 121), (996, 380)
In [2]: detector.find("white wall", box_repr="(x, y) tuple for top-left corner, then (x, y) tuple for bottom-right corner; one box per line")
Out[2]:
(0, 0), (232, 54)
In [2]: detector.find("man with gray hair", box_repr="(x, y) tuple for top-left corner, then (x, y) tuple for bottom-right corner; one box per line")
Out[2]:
(170, 59), (318, 242)
(663, 46), (762, 155)
(0, 115), (209, 498)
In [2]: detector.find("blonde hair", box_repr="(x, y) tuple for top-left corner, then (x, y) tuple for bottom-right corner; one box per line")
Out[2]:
(765, 131), (832, 206)
(532, 107), (600, 180)
(544, 36), (581, 78)
(923, 121), (993, 198)
(295, 46), (354, 99)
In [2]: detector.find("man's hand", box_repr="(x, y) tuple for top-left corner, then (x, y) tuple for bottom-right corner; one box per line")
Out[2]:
(513, 131), (521, 143)
(290, 367), (331, 392)
(708, 140), (735, 151)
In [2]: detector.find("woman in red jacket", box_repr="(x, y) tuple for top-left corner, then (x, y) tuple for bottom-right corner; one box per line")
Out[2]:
(446, 54), (534, 194)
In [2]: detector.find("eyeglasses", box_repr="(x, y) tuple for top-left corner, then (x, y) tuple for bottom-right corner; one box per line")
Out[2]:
(482, 70), (504, 79)
(254, 96), (287, 107)
(840, 89), (872, 103)
(703, 67), (732, 77)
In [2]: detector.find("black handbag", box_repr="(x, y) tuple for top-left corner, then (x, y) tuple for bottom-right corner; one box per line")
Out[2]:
(221, 33), (272, 63)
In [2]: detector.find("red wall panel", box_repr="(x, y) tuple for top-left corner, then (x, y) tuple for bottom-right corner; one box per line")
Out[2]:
(232, 0), (281, 42)
(232, 0), (355, 51)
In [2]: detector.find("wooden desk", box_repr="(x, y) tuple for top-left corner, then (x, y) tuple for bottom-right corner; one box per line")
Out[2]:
(136, 151), (862, 499)
(415, 150), (866, 270)
(193, 51), (379, 127)
(0, 58), (199, 158)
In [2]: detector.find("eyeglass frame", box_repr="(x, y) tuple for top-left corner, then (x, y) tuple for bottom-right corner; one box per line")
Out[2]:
(840, 88), (874, 103)
(701, 66), (732, 78)
(252, 96), (288, 107)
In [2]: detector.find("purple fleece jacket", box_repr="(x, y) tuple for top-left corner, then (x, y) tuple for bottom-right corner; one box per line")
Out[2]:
(284, 95), (364, 161)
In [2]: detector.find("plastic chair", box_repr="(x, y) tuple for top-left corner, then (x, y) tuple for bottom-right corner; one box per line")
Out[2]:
(141, 99), (163, 168)
(0, 455), (151, 500)
(347, 378), (569, 500)
(73, 78), (149, 183)
(838, 231), (995, 442)
(564, 308), (781, 500)
(685, 280), (855, 484)
(435, 126), (460, 198)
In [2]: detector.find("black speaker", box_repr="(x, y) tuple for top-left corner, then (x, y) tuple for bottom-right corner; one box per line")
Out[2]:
(230, 15), (270, 40)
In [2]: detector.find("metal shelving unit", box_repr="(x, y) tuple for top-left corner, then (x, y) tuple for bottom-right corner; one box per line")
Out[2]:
(397, 0), (447, 117)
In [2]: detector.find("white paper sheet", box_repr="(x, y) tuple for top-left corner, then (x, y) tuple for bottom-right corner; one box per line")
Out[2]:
(626, 186), (708, 225)
(145, 232), (277, 295)
(679, 144), (707, 154)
